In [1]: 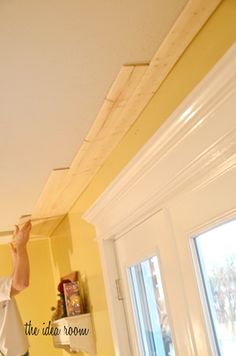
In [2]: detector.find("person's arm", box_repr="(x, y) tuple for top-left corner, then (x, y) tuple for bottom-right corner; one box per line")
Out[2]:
(10, 220), (31, 296)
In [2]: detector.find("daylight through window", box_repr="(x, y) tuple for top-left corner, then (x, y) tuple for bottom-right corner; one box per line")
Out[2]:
(194, 219), (236, 355)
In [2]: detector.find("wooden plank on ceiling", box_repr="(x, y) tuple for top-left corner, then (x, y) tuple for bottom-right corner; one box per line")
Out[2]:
(118, 0), (223, 128)
(32, 168), (69, 218)
(32, 64), (148, 218)
(16, 169), (69, 236)
(16, 215), (65, 240)
(30, 0), (222, 229)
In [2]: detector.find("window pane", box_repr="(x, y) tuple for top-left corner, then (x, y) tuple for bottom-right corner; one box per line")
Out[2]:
(194, 219), (236, 355)
(128, 256), (175, 356)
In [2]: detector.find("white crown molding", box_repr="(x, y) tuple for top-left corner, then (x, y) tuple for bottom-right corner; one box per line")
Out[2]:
(83, 43), (236, 241)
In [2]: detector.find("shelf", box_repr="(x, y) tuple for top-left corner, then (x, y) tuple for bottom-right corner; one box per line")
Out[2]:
(52, 313), (96, 355)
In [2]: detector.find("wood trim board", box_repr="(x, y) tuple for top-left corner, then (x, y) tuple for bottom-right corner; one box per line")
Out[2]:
(26, 0), (222, 236)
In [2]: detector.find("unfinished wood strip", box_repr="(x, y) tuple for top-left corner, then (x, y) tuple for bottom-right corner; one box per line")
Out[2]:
(43, 65), (148, 214)
(34, 66), (147, 218)
(118, 0), (222, 125)
(32, 168), (69, 219)
(32, 0), (222, 224)
(85, 65), (148, 142)
(29, 215), (65, 238)
(17, 216), (65, 239)
(70, 65), (148, 171)
(0, 230), (13, 237)
(78, 66), (137, 144)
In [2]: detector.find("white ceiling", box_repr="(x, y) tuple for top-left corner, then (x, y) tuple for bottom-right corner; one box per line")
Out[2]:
(0, 0), (187, 232)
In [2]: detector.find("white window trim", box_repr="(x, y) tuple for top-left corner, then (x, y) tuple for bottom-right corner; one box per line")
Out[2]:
(83, 44), (236, 356)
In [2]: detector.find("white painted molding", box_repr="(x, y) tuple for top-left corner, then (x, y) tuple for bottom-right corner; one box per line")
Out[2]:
(83, 42), (236, 356)
(83, 43), (236, 242)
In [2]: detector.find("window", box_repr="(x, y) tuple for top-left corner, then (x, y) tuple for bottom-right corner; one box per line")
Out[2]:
(194, 219), (236, 355)
(128, 256), (175, 356)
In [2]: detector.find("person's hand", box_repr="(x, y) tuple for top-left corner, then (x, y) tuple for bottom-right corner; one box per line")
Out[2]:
(10, 242), (17, 258)
(14, 220), (32, 249)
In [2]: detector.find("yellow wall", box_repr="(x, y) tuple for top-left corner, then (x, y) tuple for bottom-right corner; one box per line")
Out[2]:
(1, 1), (235, 356)
(50, 215), (115, 356)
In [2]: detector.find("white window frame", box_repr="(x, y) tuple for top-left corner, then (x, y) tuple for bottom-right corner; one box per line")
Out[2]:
(83, 44), (236, 356)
